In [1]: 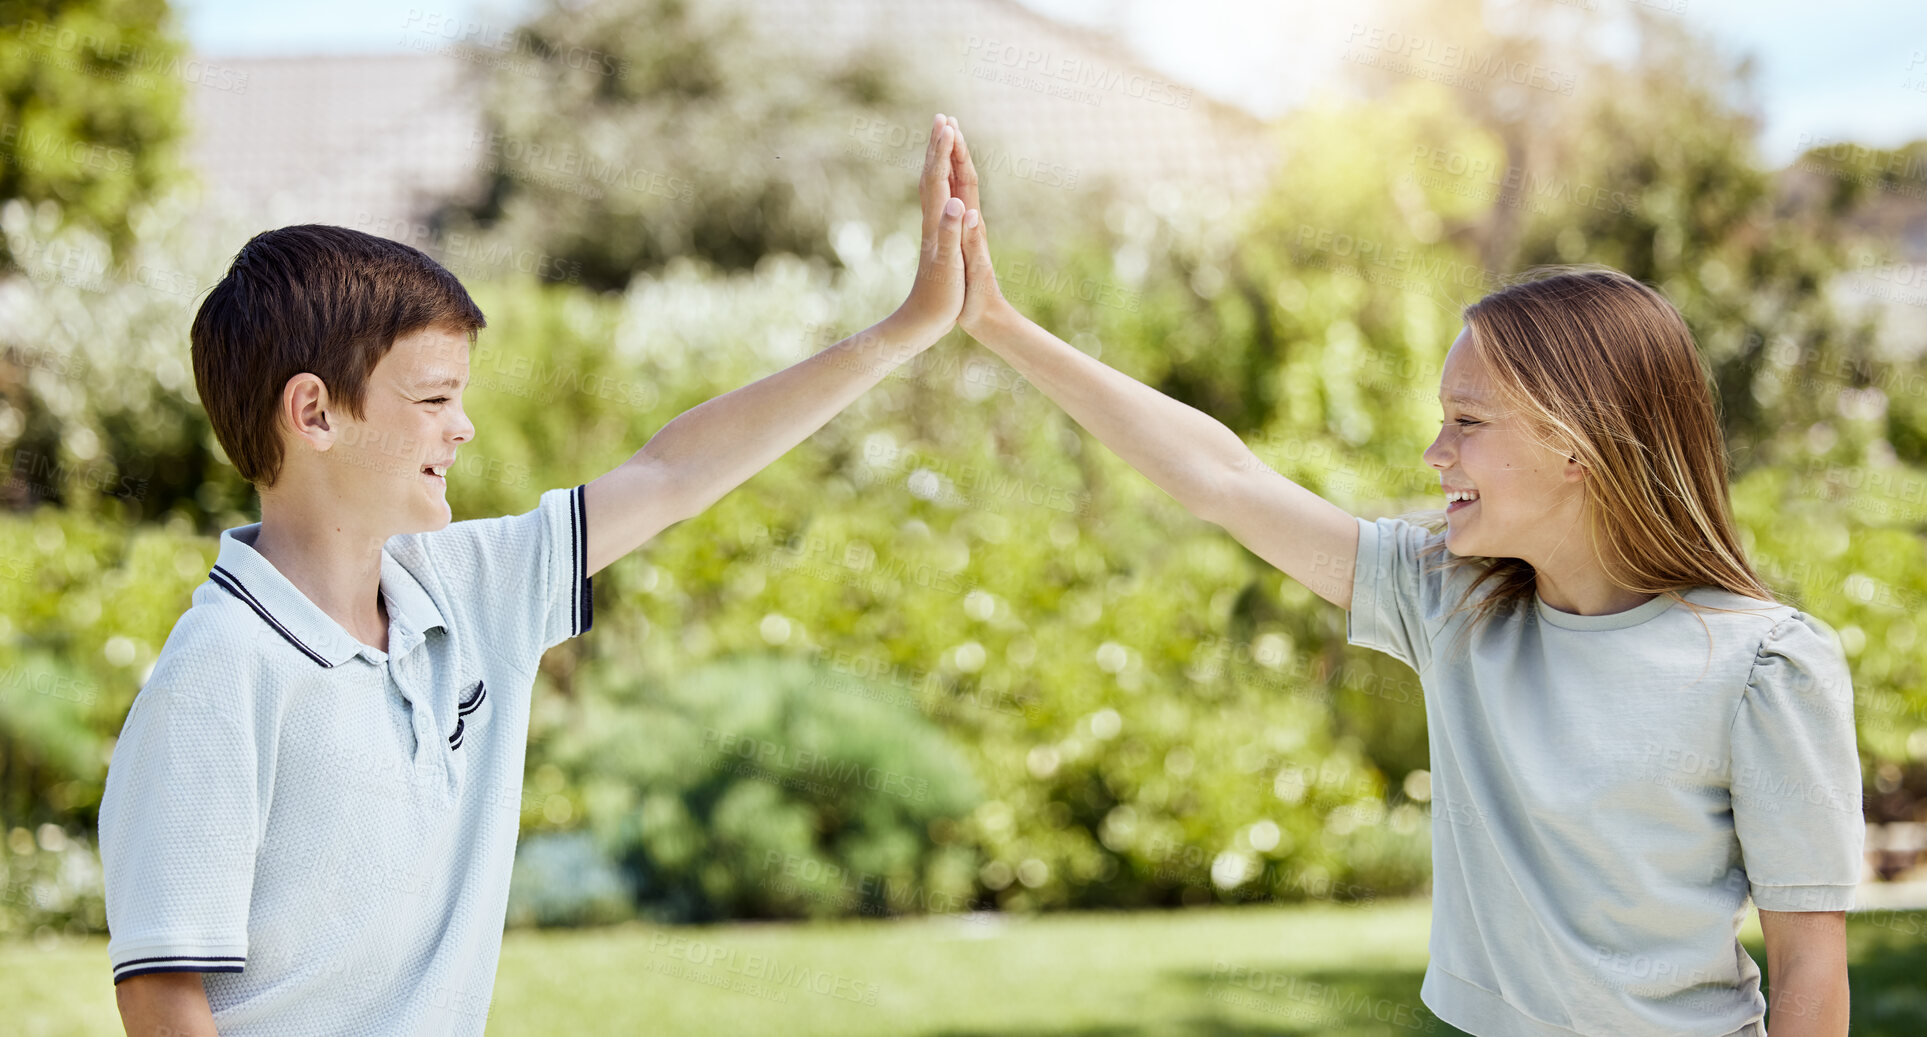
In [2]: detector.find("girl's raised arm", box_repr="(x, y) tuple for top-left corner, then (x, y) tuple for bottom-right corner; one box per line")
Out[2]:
(945, 119), (1360, 610)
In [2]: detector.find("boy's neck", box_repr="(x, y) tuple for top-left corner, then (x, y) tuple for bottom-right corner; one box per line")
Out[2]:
(252, 495), (392, 653)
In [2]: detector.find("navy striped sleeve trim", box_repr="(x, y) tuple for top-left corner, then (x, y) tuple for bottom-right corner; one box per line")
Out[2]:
(570, 484), (594, 636)
(113, 955), (245, 984)
(210, 566), (335, 668)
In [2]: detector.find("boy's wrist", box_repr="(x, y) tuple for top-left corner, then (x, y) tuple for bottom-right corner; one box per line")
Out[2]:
(874, 307), (952, 355)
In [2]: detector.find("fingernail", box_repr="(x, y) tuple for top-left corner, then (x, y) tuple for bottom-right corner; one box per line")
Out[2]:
(944, 197), (964, 218)
(965, 209), (979, 229)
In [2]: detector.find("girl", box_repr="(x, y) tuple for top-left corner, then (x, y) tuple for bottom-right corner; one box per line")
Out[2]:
(938, 115), (1863, 1037)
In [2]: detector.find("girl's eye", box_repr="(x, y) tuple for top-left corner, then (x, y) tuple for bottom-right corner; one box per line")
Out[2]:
(422, 397), (449, 405)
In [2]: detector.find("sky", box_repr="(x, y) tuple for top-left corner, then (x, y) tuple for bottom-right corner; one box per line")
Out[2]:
(173, 0), (1927, 167)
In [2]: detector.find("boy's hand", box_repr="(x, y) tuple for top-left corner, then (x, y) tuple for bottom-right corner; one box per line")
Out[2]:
(945, 117), (1013, 339)
(890, 114), (967, 341)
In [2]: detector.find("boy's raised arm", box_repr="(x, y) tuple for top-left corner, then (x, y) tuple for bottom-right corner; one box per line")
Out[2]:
(578, 115), (967, 578)
(946, 119), (1359, 609)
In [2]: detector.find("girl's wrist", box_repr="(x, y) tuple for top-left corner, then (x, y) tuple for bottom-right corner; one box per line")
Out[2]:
(962, 295), (1020, 344)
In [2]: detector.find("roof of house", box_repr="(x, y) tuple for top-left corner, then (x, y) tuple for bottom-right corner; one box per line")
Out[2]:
(182, 0), (1276, 230)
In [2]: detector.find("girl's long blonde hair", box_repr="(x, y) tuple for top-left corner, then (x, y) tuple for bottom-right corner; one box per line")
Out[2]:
(1405, 265), (1781, 659)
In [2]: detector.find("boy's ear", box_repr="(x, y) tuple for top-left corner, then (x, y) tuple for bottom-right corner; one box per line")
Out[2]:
(281, 373), (337, 449)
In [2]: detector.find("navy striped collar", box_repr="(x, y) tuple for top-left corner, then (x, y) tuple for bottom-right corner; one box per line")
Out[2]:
(210, 524), (447, 668)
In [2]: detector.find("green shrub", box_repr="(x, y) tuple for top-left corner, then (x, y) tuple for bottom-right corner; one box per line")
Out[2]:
(542, 654), (983, 923)
(506, 831), (635, 928)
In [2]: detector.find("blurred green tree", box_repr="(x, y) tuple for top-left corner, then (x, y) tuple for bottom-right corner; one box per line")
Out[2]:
(0, 0), (188, 268)
(435, 0), (933, 290)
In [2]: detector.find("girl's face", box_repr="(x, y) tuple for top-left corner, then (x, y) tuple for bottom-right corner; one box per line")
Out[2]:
(1423, 327), (1587, 563)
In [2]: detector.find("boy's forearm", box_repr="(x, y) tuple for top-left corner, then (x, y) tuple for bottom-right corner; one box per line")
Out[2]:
(117, 973), (220, 1036)
(973, 305), (1251, 522)
(632, 312), (949, 518)
(1765, 960), (1849, 1036)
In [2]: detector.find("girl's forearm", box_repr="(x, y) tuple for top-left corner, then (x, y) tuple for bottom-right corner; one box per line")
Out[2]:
(974, 305), (1252, 522)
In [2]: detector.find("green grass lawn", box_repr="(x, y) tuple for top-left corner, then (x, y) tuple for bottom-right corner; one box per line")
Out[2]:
(7, 900), (1924, 1035)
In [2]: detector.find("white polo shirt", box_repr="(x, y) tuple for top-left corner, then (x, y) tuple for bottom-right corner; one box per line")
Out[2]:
(98, 484), (593, 1036)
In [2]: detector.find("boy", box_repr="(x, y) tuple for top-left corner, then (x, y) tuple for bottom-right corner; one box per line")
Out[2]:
(99, 114), (968, 1036)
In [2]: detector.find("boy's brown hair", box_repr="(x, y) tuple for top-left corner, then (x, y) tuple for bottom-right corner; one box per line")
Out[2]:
(191, 224), (486, 487)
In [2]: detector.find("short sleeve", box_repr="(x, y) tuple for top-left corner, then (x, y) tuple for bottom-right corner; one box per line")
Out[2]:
(1728, 611), (1865, 912)
(1344, 515), (1444, 673)
(99, 687), (259, 984)
(417, 484), (594, 658)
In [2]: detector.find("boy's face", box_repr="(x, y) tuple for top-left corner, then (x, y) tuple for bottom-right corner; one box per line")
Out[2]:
(329, 324), (474, 534)
(1422, 326), (1586, 563)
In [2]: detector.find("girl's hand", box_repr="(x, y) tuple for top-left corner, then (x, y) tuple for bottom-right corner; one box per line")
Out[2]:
(945, 117), (1013, 339)
(891, 114), (966, 339)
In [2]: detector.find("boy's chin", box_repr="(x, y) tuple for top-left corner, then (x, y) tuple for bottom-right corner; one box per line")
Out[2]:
(415, 503), (454, 533)
(392, 497), (454, 537)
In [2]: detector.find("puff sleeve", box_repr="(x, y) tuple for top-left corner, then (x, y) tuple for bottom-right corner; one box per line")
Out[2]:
(1727, 611), (1865, 911)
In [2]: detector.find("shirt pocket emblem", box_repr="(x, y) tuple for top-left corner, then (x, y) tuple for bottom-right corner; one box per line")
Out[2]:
(447, 680), (487, 752)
